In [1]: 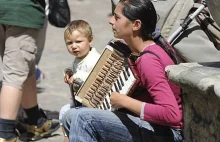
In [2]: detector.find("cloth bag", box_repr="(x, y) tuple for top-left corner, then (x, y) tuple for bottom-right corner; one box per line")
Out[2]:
(48, 0), (71, 28)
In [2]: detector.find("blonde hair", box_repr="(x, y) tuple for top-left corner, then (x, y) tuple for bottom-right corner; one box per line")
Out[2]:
(64, 20), (93, 41)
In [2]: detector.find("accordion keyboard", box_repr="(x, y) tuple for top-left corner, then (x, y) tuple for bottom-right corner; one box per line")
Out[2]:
(98, 66), (136, 111)
(75, 45), (136, 111)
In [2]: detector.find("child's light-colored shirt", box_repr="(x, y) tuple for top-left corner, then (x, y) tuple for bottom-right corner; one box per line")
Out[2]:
(59, 48), (100, 122)
(72, 48), (100, 81)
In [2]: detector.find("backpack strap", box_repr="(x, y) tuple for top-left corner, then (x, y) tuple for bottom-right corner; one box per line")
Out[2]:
(127, 51), (161, 98)
(140, 51), (160, 59)
(129, 50), (160, 62)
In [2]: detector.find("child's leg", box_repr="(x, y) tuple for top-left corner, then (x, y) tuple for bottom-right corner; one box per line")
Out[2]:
(59, 104), (72, 139)
(63, 136), (69, 142)
(59, 104), (72, 122)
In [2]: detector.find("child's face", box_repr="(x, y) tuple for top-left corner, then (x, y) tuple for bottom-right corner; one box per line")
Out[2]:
(65, 30), (92, 59)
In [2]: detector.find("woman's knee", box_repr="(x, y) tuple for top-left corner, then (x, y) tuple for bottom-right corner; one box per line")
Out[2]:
(61, 108), (77, 131)
(61, 107), (88, 130)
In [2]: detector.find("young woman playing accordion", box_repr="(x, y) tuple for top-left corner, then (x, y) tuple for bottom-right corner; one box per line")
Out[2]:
(61, 0), (183, 141)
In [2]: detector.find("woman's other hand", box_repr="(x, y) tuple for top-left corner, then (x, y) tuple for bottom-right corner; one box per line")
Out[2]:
(110, 92), (126, 109)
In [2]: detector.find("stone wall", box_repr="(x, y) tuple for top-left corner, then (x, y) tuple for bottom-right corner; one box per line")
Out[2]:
(166, 62), (220, 142)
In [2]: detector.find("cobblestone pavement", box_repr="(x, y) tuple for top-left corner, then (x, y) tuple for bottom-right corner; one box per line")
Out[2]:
(0, 0), (113, 141)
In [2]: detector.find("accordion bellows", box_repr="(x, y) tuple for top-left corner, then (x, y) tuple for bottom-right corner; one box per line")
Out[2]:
(75, 40), (139, 111)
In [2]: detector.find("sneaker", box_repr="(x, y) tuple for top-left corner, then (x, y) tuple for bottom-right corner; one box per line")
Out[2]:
(0, 137), (21, 142)
(36, 66), (45, 84)
(23, 120), (60, 141)
(16, 107), (48, 134)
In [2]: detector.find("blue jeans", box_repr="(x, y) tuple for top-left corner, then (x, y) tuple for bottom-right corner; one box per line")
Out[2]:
(61, 107), (183, 142)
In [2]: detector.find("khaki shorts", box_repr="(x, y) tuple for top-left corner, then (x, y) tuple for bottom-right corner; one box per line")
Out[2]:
(0, 24), (39, 89)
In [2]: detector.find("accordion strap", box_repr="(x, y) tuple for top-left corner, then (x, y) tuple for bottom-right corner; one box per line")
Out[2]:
(127, 51), (160, 97)
(129, 50), (160, 62)
(141, 51), (160, 59)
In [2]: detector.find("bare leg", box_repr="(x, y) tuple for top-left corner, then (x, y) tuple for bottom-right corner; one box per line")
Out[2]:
(21, 74), (37, 109)
(63, 137), (69, 142)
(0, 85), (22, 119)
(0, 74), (38, 120)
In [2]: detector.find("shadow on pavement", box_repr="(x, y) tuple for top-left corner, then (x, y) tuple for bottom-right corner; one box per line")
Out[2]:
(44, 110), (60, 120)
(19, 132), (60, 142)
(37, 87), (46, 93)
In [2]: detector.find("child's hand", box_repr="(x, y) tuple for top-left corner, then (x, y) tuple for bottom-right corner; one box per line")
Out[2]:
(67, 76), (74, 84)
(64, 72), (74, 84)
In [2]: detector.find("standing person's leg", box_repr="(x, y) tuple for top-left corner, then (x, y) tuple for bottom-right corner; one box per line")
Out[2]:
(35, 18), (48, 65)
(35, 18), (48, 83)
(62, 108), (183, 142)
(0, 24), (5, 60)
(0, 25), (25, 120)
(16, 26), (60, 141)
(0, 25), (35, 141)
(0, 25), (59, 141)
(16, 18), (48, 134)
(0, 25), (22, 141)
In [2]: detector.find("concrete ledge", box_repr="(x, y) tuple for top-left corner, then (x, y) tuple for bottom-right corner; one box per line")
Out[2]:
(166, 62), (220, 96)
(166, 62), (220, 142)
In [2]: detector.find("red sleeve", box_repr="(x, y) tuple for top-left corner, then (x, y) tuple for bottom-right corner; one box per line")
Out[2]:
(137, 52), (181, 126)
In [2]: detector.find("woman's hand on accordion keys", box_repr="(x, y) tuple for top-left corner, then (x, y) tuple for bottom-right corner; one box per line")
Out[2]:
(111, 92), (143, 116)
(110, 92), (127, 109)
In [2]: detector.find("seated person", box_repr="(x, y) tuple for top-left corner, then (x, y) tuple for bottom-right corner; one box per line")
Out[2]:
(61, 0), (183, 142)
(59, 19), (100, 142)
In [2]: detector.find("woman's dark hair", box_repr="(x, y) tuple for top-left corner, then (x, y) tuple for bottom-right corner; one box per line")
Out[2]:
(120, 0), (157, 41)
(120, 0), (178, 64)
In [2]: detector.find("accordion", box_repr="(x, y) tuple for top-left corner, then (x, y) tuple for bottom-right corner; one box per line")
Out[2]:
(74, 40), (140, 111)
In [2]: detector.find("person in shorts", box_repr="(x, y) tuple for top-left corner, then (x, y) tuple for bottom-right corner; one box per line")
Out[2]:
(0, 1), (60, 141)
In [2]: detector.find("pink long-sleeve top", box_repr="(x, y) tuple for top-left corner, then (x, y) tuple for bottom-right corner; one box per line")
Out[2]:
(134, 43), (183, 128)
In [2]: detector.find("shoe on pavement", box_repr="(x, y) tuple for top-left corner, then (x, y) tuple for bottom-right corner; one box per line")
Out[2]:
(23, 120), (60, 141)
(0, 137), (21, 142)
(36, 67), (45, 84)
